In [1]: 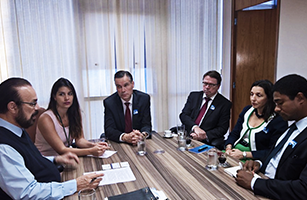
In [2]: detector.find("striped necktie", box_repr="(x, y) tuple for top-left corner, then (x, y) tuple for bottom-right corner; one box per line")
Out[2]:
(195, 97), (211, 125)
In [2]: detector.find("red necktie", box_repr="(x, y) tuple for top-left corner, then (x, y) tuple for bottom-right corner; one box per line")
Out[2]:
(195, 97), (211, 125)
(125, 102), (133, 133)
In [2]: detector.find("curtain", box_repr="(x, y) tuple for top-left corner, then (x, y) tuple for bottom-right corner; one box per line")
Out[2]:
(165, 0), (222, 129)
(0, 0), (222, 139)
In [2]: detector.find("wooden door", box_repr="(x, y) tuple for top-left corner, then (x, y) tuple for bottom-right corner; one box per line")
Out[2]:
(231, 5), (279, 128)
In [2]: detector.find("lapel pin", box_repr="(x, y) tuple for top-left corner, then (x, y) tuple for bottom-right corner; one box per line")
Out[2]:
(210, 105), (215, 110)
(263, 127), (268, 134)
(133, 109), (138, 115)
(289, 140), (297, 148)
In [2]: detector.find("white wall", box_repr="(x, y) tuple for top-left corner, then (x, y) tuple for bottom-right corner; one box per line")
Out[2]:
(276, 0), (307, 79)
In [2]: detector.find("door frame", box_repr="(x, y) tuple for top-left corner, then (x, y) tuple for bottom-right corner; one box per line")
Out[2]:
(230, 0), (281, 129)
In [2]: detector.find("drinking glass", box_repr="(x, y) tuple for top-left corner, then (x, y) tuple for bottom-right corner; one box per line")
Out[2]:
(93, 138), (104, 143)
(78, 188), (96, 200)
(177, 124), (185, 137)
(177, 125), (186, 151)
(186, 136), (193, 148)
(137, 135), (146, 156)
(206, 149), (218, 170)
(99, 135), (112, 147)
(218, 152), (228, 167)
(178, 136), (187, 151)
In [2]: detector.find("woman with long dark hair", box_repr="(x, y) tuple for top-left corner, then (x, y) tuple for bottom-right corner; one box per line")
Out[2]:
(35, 78), (109, 156)
(225, 80), (288, 160)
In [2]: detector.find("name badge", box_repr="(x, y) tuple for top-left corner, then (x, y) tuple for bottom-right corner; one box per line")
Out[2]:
(133, 109), (138, 115)
(289, 140), (297, 148)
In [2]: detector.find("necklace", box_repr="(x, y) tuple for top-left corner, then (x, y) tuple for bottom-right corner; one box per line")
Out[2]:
(254, 109), (264, 118)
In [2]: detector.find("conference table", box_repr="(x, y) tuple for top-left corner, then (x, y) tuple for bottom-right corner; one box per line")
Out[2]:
(62, 133), (269, 200)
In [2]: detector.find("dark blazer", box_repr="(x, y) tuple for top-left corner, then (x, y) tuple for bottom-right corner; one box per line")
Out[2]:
(225, 105), (288, 159)
(179, 91), (232, 146)
(104, 90), (152, 143)
(254, 127), (307, 200)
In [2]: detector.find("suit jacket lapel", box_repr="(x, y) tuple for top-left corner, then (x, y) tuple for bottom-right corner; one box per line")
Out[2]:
(278, 127), (307, 167)
(115, 94), (125, 129)
(202, 93), (220, 123)
(194, 92), (204, 119)
(132, 90), (138, 128)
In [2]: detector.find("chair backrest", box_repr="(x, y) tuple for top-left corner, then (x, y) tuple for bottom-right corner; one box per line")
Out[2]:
(26, 107), (46, 143)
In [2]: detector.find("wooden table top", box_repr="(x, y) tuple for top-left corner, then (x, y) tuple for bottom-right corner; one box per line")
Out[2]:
(62, 133), (268, 200)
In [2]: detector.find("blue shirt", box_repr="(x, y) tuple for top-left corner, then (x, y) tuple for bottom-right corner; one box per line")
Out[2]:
(0, 118), (77, 199)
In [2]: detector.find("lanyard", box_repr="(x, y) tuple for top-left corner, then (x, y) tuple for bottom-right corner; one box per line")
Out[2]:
(55, 110), (71, 147)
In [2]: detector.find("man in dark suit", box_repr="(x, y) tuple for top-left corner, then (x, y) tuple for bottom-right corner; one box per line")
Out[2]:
(104, 70), (152, 144)
(236, 74), (307, 199)
(180, 70), (232, 149)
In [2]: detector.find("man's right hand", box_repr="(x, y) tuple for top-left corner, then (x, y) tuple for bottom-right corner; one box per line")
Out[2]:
(55, 152), (79, 166)
(76, 173), (104, 191)
(244, 160), (260, 173)
(191, 126), (207, 141)
(123, 130), (142, 145)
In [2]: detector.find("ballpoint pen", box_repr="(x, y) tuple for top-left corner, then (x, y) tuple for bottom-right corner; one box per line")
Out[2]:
(89, 177), (97, 184)
(198, 146), (208, 152)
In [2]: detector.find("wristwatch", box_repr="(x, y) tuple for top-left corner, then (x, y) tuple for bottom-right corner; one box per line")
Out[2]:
(142, 132), (149, 138)
(243, 151), (247, 159)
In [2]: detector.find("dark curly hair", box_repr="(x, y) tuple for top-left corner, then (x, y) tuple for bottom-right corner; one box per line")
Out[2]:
(273, 74), (307, 100)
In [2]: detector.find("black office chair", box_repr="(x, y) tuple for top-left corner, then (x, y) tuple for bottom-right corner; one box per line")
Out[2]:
(169, 126), (178, 134)
(100, 133), (106, 138)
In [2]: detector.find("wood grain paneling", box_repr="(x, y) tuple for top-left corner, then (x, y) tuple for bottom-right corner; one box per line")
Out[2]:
(231, 8), (278, 128)
(62, 133), (269, 200)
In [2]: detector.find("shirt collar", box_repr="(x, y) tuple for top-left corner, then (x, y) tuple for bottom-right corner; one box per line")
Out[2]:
(293, 116), (307, 133)
(121, 94), (133, 104)
(202, 92), (218, 101)
(0, 118), (23, 137)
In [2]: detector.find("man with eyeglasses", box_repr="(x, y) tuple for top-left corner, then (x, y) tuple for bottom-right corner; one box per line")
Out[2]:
(180, 70), (232, 149)
(0, 77), (102, 199)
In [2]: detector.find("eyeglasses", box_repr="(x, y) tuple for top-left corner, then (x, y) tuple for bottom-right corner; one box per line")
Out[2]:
(19, 101), (37, 108)
(202, 82), (218, 87)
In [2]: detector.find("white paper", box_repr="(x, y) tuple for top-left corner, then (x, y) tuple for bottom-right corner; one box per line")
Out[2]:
(224, 166), (261, 178)
(100, 167), (136, 186)
(120, 161), (129, 167)
(87, 150), (117, 158)
(111, 162), (120, 169)
(85, 166), (136, 186)
(102, 164), (112, 170)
